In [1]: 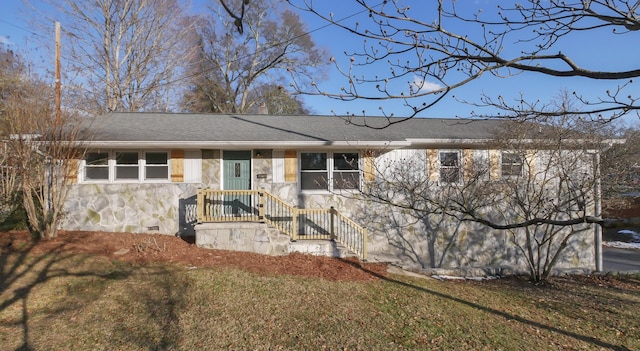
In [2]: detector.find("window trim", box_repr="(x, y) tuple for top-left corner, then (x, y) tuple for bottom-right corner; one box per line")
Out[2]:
(299, 151), (362, 192)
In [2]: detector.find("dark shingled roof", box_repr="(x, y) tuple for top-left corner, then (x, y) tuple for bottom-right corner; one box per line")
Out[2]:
(85, 113), (508, 148)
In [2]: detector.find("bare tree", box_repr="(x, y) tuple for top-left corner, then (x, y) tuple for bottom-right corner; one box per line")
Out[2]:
(287, 0), (640, 124)
(0, 60), (86, 239)
(0, 45), (27, 107)
(181, 0), (327, 114)
(360, 150), (469, 270)
(359, 111), (615, 282)
(467, 121), (602, 282)
(31, 0), (197, 113)
(246, 84), (310, 115)
(0, 45), (27, 223)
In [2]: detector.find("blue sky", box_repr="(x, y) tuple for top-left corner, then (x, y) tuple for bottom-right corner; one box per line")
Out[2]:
(1, 0), (638, 125)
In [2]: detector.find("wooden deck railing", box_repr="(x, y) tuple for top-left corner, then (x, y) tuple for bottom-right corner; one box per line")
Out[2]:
(196, 189), (367, 260)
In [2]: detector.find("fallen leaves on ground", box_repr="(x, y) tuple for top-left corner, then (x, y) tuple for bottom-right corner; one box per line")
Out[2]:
(0, 230), (388, 282)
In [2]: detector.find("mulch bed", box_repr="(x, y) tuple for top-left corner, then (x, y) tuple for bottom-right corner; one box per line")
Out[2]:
(0, 230), (388, 282)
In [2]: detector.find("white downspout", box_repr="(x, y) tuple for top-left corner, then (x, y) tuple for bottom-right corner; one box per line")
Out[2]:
(594, 151), (603, 272)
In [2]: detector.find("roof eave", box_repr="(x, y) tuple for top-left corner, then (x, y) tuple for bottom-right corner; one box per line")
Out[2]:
(81, 140), (412, 149)
(405, 138), (495, 148)
(406, 138), (626, 149)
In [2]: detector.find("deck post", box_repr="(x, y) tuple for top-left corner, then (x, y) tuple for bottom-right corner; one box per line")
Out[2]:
(362, 227), (368, 261)
(196, 188), (204, 223)
(330, 206), (336, 241)
(292, 208), (299, 241)
(258, 190), (265, 222)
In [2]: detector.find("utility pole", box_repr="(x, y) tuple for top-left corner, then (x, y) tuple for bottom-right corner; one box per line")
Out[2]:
(55, 21), (61, 126)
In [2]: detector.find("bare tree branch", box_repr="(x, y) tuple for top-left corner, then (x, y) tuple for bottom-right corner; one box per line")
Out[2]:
(287, 0), (640, 124)
(219, 0), (249, 35)
(357, 96), (621, 282)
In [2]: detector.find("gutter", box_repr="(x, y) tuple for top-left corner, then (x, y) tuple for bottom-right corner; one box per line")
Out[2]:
(80, 140), (413, 149)
(405, 138), (626, 149)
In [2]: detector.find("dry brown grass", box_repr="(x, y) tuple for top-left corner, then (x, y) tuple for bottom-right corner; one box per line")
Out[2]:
(0, 245), (638, 350)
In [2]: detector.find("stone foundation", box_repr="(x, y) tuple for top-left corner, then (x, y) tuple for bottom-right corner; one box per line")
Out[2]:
(194, 222), (290, 256)
(289, 240), (354, 258)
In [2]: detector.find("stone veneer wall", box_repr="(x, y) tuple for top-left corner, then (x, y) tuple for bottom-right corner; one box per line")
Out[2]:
(201, 149), (220, 188)
(62, 183), (199, 234)
(253, 149), (273, 188)
(252, 148), (596, 274)
(266, 186), (595, 274)
(356, 202), (596, 274)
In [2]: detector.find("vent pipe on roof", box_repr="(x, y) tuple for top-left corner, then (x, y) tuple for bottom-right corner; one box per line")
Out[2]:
(257, 103), (268, 115)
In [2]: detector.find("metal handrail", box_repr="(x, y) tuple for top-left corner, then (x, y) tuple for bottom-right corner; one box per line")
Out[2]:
(196, 188), (367, 260)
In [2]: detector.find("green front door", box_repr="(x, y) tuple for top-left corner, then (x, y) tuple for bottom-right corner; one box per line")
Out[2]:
(223, 151), (252, 216)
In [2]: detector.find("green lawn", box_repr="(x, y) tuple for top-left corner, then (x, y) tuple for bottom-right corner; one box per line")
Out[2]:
(1, 250), (638, 350)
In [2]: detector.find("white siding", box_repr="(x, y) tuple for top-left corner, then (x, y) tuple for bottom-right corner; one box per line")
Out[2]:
(375, 149), (426, 182)
(272, 150), (285, 183)
(184, 150), (202, 183)
(474, 149), (489, 181)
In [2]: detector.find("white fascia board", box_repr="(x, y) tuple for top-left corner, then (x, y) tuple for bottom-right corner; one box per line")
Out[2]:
(82, 140), (412, 149)
(405, 138), (626, 149)
(404, 138), (494, 148)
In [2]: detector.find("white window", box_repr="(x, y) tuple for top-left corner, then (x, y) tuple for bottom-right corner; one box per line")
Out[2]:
(83, 150), (171, 183)
(115, 152), (139, 180)
(300, 152), (328, 190)
(439, 150), (461, 183)
(501, 152), (523, 177)
(300, 152), (360, 191)
(333, 152), (360, 190)
(144, 152), (169, 180)
(84, 152), (109, 181)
